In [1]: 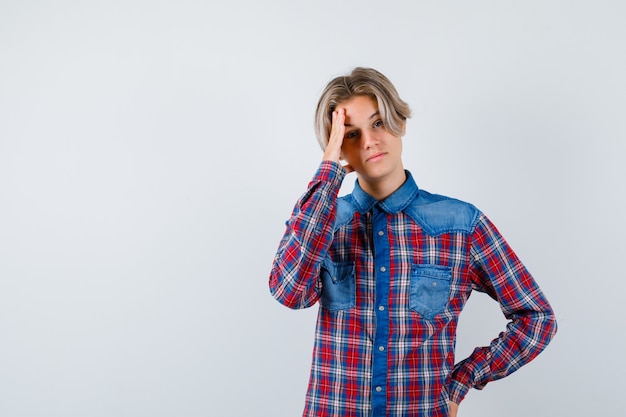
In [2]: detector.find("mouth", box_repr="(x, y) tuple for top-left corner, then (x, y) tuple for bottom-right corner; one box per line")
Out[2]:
(366, 152), (387, 163)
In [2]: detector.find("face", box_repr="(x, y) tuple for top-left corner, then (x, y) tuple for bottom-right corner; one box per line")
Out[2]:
(338, 95), (405, 196)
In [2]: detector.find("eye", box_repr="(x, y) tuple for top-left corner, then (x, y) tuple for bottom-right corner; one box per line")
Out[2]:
(345, 130), (360, 139)
(373, 120), (384, 128)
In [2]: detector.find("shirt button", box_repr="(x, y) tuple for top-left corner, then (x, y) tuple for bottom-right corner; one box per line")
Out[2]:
(378, 230), (384, 236)
(380, 266), (386, 272)
(378, 305), (385, 311)
(378, 346), (385, 352)
(432, 281), (437, 287)
(376, 386), (382, 392)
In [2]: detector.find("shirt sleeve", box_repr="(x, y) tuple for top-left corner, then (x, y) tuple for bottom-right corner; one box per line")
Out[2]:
(449, 213), (558, 404)
(269, 161), (346, 309)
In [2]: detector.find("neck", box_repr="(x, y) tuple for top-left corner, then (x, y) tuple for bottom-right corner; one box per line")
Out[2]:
(359, 169), (407, 201)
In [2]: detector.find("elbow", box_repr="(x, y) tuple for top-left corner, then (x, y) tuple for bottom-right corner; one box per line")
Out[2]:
(545, 307), (558, 344)
(268, 274), (315, 310)
(269, 286), (300, 310)
(531, 307), (558, 353)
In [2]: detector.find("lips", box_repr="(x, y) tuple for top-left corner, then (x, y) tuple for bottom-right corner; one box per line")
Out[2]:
(366, 152), (387, 162)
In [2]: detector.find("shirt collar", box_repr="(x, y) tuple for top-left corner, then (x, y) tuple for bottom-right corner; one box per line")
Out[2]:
(351, 171), (419, 214)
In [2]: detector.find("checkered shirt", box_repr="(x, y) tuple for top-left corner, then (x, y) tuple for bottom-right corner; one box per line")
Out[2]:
(269, 162), (557, 417)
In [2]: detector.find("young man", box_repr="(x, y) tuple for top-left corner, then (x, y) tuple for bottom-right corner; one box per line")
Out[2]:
(269, 67), (557, 417)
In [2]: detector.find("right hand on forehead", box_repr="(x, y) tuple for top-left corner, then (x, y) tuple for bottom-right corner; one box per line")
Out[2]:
(323, 108), (354, 173)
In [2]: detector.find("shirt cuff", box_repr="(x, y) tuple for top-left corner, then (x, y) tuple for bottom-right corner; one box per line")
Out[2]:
(448, 380), (471, 404)
(314, 160), (347, 187)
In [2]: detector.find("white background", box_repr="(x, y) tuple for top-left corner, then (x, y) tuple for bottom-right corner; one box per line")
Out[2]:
(1, 1), (624, 416)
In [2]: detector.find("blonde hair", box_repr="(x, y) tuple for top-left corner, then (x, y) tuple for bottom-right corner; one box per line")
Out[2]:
(314, 67), (411, 150)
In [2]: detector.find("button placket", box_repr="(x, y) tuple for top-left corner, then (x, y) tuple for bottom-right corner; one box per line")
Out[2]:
(371, 206), (390, 416)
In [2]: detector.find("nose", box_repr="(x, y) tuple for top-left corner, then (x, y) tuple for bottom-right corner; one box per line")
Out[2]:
(362, 129), (379, 149)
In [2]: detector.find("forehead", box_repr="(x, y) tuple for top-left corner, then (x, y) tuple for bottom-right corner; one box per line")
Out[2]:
(338, 96), (379, 126)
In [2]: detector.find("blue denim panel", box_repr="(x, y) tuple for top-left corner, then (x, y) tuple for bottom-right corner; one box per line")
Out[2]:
(405, 195), (479, 236)
(410, 264), (452, 319)
(320, 260), (356, 311)
(335, 198), (357, 230)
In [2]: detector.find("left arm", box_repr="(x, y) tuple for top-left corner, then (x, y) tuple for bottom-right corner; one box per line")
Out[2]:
(449, 214), (557, 404)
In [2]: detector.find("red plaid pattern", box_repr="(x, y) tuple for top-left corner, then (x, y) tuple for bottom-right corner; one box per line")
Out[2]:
(270, 162), (557, 417)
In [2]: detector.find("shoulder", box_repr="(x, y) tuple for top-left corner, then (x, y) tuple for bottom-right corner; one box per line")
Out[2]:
(405, 189), (481, 236)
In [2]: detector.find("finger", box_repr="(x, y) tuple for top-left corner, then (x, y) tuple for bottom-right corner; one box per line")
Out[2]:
(329, 109), (345, 145)
(324, 109), (346, 163)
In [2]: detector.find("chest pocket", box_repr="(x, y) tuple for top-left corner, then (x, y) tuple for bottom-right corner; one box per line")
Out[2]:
(410, 264), (452, 319)
(320, 260), (356, 311)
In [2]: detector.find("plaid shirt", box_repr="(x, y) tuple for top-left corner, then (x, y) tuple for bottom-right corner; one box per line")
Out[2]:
(270, 162), (557, 417)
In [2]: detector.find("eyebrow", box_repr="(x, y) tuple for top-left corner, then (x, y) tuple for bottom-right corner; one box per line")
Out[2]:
(344, 111), (380, 127)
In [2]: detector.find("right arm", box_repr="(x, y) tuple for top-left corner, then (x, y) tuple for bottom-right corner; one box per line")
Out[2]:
(269, 109), (351, 309)
(269, 161), (345, 309)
